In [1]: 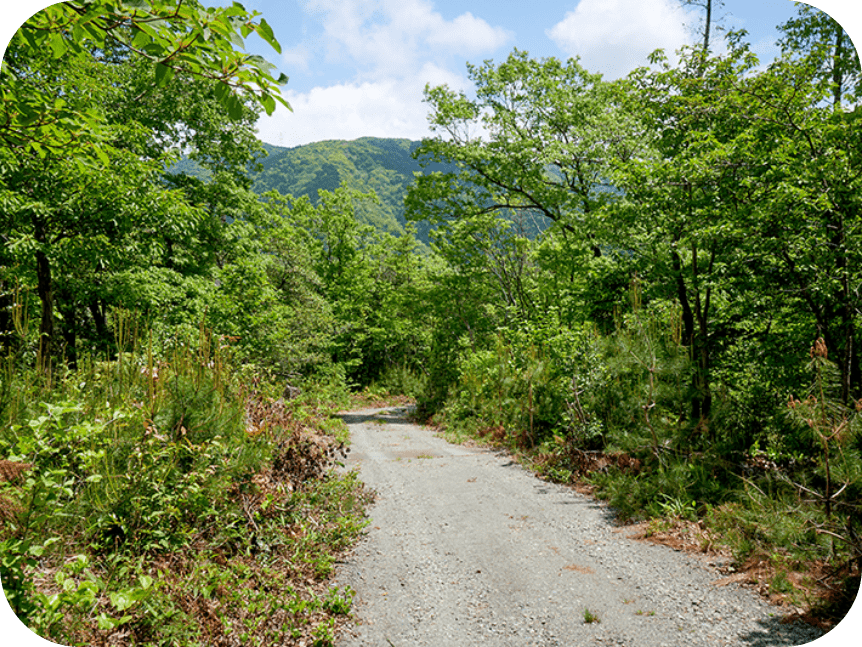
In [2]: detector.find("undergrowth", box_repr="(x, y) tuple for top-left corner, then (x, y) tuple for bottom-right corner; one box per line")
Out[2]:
(429, 322), (862, 629)
(0, 327), (372, 646)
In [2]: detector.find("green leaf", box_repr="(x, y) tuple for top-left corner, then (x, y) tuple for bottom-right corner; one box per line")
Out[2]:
(92, 144), (111, 167)
(97, 614), (119, 630)
(227, 28), (245, 50)
(225, 94), (244, 120)
(261, 93), (276, 115)
(223, 3), (248, 18)
(28, 544), (45, 557)
(48, 32), (67, 58)
(109, 590), (137, 611)
(131, 28), (151, 49)
(255, 18), (281, 54)
(214, 81), (231, 102)
(154, 62), (174, 88)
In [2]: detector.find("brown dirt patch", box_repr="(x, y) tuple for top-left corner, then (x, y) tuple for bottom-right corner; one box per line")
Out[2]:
(563, 563), (596, 574)
(623, 517), (857, 631)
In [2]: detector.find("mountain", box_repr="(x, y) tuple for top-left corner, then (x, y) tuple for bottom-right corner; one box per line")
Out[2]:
(169, 137), (452, 242)
(252, 137), (452, 242)
(172, 137), (549, 243)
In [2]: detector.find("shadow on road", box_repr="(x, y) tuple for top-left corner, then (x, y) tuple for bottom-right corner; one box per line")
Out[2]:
(338, 412), (379, 426)
(736, 616), (828, 646)
(338, 407), (414, 428)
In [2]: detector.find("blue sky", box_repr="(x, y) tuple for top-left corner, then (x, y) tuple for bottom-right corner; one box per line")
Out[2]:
(1, 1), (861, 148)
(220, 0), (862, 147)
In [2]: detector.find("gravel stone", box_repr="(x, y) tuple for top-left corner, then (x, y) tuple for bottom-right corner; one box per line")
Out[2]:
(334, 407), (825, 647)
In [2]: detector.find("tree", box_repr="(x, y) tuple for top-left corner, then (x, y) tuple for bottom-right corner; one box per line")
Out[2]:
(2, 0), (289, 157)
(259, 185), (430, 385)
(722, 51), (862, 405)
(778, 2), (861, 108)
(681, 0), (725, 55)
(406, 50), (648, 324)
(1, 0), (289, 369)
(615, 43), (764, 429)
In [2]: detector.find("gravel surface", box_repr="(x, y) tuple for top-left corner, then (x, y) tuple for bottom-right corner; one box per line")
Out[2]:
(334, 406), (825, 647)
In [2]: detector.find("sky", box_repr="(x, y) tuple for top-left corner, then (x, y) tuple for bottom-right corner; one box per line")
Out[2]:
(1, 0), (861, 149)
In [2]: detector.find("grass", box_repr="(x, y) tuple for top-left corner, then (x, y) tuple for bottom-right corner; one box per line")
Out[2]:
(0, 333), (373, 646)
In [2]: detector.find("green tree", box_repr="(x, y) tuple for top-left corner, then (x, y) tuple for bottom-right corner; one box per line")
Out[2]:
(778, 1), (861, 108)
(2, 0), (288, 156)
(260, 185), (428, 385)
(1, 0), (288, 369)
(407, 50), (648, 327)
(614, 43), (763, 428)
(720, 49), (862, 405)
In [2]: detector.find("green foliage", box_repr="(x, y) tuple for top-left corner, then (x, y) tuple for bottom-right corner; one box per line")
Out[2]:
(0, 332), (370, 644)
(443, 319), (604, 451)
(252, 137), (450, 242)
(259, 185), (431, 387)
(1, 0), (290, 373)
(2, 0), (289, 157)
(2, 0), (861, 630)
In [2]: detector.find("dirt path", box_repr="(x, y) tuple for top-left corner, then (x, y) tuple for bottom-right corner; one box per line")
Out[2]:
(334, 406), (823, 647)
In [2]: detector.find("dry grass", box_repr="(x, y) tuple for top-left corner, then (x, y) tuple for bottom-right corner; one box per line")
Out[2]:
(623, 516), (859, 631)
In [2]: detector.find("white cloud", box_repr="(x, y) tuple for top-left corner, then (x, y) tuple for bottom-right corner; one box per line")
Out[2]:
(426, 11), (511, 53)
(304, 0), (511, 79)
(257, 0), (510, 146)
(547, 0), (698, 78)
(256, 63), (469, 147)
(280, 44), (313, 74)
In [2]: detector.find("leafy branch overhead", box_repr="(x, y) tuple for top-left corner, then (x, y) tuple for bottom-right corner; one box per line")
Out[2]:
(1, 0), (290, 157)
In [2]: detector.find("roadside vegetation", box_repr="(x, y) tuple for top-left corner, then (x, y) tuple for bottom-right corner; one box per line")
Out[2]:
(0, 325), (371, 646)
(0, 3), (394, 645)
(403, 4), (862, 628)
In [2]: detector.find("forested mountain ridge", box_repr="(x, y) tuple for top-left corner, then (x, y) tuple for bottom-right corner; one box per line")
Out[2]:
(254, 137), (437, 239)
(174, 136), (451, 241)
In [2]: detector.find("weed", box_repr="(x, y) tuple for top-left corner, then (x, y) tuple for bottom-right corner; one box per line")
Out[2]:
(0, 332), (371, 646)
(583, 608), (600, 624)
(323, 585), (355, 614)
(656, 494), (697, 521)
(770, 570), (794, 595)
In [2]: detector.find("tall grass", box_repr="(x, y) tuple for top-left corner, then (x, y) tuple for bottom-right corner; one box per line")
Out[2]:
(0, 311), (369, 646)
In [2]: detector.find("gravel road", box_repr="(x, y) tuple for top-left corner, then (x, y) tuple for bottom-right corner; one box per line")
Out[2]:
(334, 406), (825, 647)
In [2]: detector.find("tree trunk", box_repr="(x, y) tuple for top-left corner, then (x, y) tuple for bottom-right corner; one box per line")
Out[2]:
(832, 27), (844, 108)
(89, 298), (110, 355)
(671, 242), (711, 425)
(56, 290), (78, 370)
(32, 216), (54, 373)
(703, 0), (712, 53)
